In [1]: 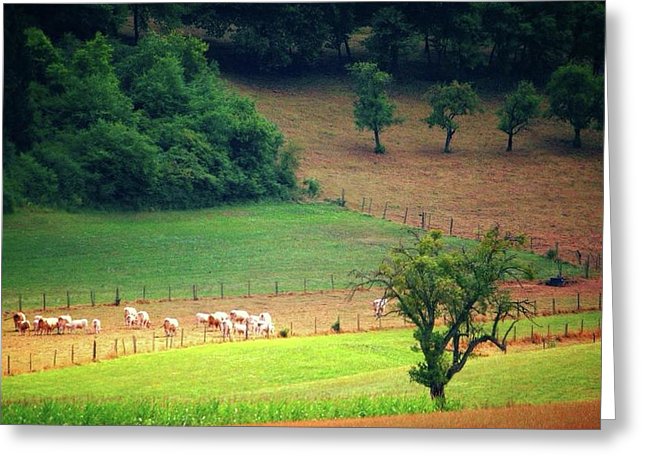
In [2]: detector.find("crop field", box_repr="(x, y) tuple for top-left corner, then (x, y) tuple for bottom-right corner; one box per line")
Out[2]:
(2, 326), (601, 426)
(1, 202), (585, 312)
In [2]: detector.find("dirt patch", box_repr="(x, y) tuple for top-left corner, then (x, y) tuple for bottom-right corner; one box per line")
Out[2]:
(255, 400), (601, 430)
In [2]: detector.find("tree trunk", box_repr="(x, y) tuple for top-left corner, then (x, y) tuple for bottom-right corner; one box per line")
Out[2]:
(344, 38), (352, 61)
(373, 129), (382, 153)
(506, 132), (513, 152)
(444, 129), (453, 153)
(429, 382), (445, 400)
(573, 127), (582, 148)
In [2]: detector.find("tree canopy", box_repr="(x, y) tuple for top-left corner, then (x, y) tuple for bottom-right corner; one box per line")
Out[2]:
(353, 227), (535, 401)
(497, 81), (542, 151)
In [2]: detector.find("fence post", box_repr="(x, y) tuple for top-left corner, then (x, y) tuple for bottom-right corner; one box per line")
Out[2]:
(357, 313), (360, 331)
(599, 292), (602, 310)
(577, 293), (581, 311)
(220, 282), (224, 299)
(547, 325), (551, 338)
(247, 280), (251, 297)
(204, 324), (207, 343)
(552, 298), (556, 315)
(513, 326), (517, 342)
(91, 290), (95, 307)
(168, 286), (172, 301)
(71, 344), (75, 364)
(53, 349), (57, 367)
(133, 336), (137, 354)
(181, 328), (184, 348)
(581, 318), (584, 334)
(304, 278), (307, 293)
(115, 338), (119, 356)
(314, 317), (317, 334)
(7, 355), (10, 375)
(449, 217), (454, 236)
(143, 286), (146, 301)
(530, 325), (534, 339)
(275, 281), (279, 296)
(19, 294), (22, 312)
(368, 198), (372, 214)
(115, 287), (120, 306)
(290, 322), (293, 336)
(341, 188), (345, 207)
(361, 197), (366, 212)
(29, 353), (32, 372)
(67, 291), (70, 309)
(403, 207), (408, 225)
(564, 323), (569, 337)
(122, 338), (126, 355)
(331, 274), (335, 290)
(42, 293), (46, 311)
(382, 201), (389, 219)
(379, 316), (382, 329)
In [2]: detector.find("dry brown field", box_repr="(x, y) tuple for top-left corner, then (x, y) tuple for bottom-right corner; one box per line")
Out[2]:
(2, 277), (602, 376)
(257, 400), (601, 430)
(224, 73), (604, 265)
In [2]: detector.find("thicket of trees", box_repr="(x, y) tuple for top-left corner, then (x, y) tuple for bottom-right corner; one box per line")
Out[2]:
(3, 3), (605, 211)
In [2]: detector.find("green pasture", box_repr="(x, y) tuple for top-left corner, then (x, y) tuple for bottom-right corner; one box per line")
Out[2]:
(2, 325), (601, 425)
(1, 202), (580, 311)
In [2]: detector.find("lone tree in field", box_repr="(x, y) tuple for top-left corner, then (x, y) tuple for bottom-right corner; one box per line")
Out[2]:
(546, 63), (604, 148)
(352, 227), (535, 402)
(347, 62), (402, 154)
(497, 81), (542, 152)
(425, 81), (480, 153)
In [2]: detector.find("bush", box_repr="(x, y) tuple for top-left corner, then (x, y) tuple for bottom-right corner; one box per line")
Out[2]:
(302, 178), (321, 199)
(278, 327), (290, 338)
(331, 318), (340, 333)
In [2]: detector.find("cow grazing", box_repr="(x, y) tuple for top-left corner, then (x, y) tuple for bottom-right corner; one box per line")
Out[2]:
(13, 312), (26, 331)
(65, 319), (88, 334)
(163, 318), (179, 337)
(92, 319), (101, 334)
(125, 312), (138, 327)
(39, 317), (59, 335)
(18, 320), (31, 335)
(57, 315), (73, 334)
(137, 311), (150, 328)
(372, 298), (388, 319)
(230, 309), (250, 324)
(208, 311), (228, 330)
(258, 311), (273, 325)
(33, 315), (43, 334)
(195, 313), (210, 326)
(124, 307), (137, 325)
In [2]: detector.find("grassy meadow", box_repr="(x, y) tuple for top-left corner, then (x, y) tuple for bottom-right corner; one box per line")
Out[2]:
(1, 328), (601, 426)
(1, 202), (581, 312)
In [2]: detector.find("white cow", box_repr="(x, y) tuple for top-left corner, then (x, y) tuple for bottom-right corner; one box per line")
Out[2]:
(195, 313), (210, 326)
(163, 318), (179, 337)
(124, 307), (138, 325)
(65, 319), (88, 334)
(230, 309), (250, 324)
(125, 312), (138, 327)
(137, 311), (150, 328)
(233, 321), (247, 338)
(248, 315), (261, 336)
(257, 320), (275, 338)
(208, 311), (228, 330)
(39, 317), (59, 335)
(258, 311), (273, 325)
(221, 318), (233, 342)
(33, 315), (43, 334)
(92, 319), (102, 334)
(372, 298), (388, 319)
(13, 312), (26, 331)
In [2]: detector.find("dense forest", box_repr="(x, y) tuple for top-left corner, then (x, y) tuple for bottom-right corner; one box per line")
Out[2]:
(3, 2), (605, 212)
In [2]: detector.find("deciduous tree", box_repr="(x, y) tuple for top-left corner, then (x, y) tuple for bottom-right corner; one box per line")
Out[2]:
(352, 227), (535, 402)
(425, 81), (480, 153)
(347, 62), (402, 154)
(497, 81), (542, 151)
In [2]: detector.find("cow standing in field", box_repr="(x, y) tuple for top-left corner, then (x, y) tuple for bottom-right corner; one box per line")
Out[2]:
(65, 319), (89, 334)
(230, 309), (250, 324)
(33, 315), (43, 334)
(13, 312), (26, 331)
(124, 307), (137, 325)
(18, 320), (31, 335)
(372, 298), (388, 319)
(195, 313), (210, 327)
(92, 319), (101, 334)
(221, 318), (233, 342)
(125, 312), (138, 327)
(163, 318), (179, 337)
(208, 312), (228, 331)
(39, 317), (59, 335)
(137, 311), (150, 328)
(233, 321), (247, 339)
(57, 315), (73, 334)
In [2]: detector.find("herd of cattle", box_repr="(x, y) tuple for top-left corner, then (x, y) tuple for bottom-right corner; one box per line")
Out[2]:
(8, 298), (386, 339)
(8, 306), (277, 341)
(11, 311), (101, 336)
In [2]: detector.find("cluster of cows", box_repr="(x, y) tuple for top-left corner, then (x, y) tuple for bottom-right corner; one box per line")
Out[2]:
(122, 306), (275, 340)
(12, 311), (101, 335)
(195, 309), (275, 341)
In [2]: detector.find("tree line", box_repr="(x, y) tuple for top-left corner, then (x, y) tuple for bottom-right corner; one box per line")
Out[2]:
(348, 61), (604, 154)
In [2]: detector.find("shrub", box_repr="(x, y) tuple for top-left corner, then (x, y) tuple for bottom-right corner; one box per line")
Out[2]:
(331, 318), (340, 333)
(278, 327), (290, 338)
(302, 178), (321, 199)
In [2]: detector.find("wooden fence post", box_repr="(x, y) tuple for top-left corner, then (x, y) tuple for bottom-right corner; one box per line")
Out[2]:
(547, 325), (551, 338)
(304, 278), (307, 293)
(331, 274), (335, 290)
(115, 287), (120, 306)
(7, 355), (10, 375)
(552, 298), (556, 315)
(181, 328), (184, 348)
(71, 344), (75, 364)
(122, 338), (126, 355)
(220, 282), (224, 299)
(115, 338), (119, 356)
(133, 335), (137, 354)
(382, 202), (389, 219)
(368, 198), (372, 214)
(168, 286), (172, 301)
(361, 197), (366, 212)
(29, 353), (32, 372)
(403, 207), (409, 224)
(67, 291), (70, 309)
(19, 294), (22, 312)
(599, 292), (602, 310)
(564, 323), (569, 337)
(204, 324), (207, 343)
(53, 349), (57, 367)
(577, 293), (581, 311)
(290, 322), (293, 336)
(152, 333), (155, 352)
(143, 286), (146, 301)
(449, 217), (454, 236)
(580, 318), (584, 334)
(91, 290), (95, 307)
(42, 293), (46, 311)
(314, 317), (317, 334)
(275, 281), (279, 296)
(357, 313), (360, 331)
(248, 280), (251, 297)
(530, 325), (534, 339)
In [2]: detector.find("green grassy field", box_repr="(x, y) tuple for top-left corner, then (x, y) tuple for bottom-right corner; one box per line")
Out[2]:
(2, 202), (580, 311)
(1, 327), (601, 425)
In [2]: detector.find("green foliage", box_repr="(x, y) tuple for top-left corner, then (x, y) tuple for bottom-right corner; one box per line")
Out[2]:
(363, 7), (416, 74)
(354, 227), (535, 399)
(425, 81), (480, 153)
(497, 81), (542, 151)
(279, 327), (290, 338)
(347, 62), (403, 154)
(546, 63), (604, 148)
(4, 29), (297, 211)
(331, 317), (341, 333)
(302, 178), (321, 199)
